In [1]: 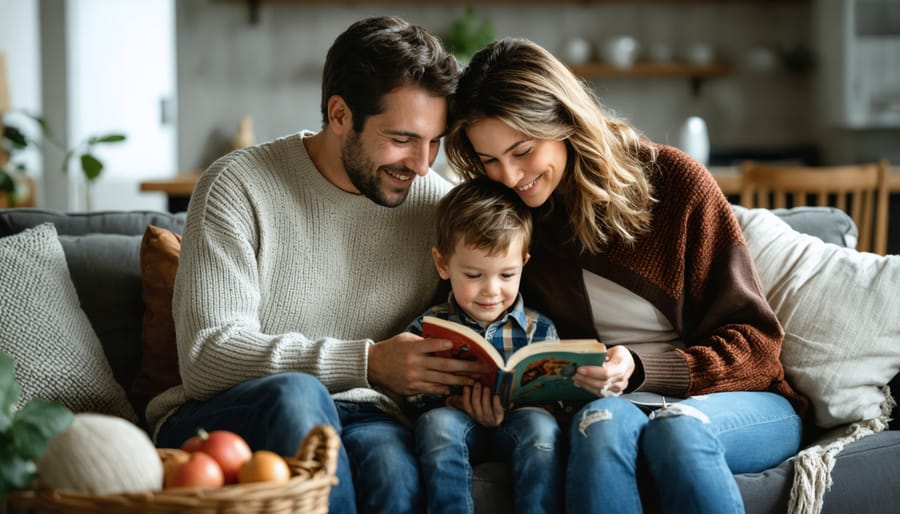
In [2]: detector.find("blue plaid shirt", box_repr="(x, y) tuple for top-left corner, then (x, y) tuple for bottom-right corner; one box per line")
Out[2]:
(407, 293), (559, 360)
(403, 293), (559, 416)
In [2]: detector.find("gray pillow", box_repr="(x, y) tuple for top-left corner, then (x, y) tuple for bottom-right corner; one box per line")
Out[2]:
(770, 206), (858, 249)
(57, 233), (143, 392)
(0, 223), (137, 421)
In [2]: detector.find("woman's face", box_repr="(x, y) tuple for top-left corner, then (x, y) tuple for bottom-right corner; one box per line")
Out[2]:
(465, 118), (567, 208)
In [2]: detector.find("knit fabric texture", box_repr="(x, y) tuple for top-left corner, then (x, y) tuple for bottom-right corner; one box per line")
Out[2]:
(146, 131), (452, 433)
(0, 223), (138, 421)
(521, 144), (807, 416)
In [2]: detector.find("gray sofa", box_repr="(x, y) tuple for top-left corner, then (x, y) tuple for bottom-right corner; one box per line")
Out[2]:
(1, 206), (898, 514)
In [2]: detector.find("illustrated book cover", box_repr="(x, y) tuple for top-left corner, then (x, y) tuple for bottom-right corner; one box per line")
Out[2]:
(422, 316), (607, 406)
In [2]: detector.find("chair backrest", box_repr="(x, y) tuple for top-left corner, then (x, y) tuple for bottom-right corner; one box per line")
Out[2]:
(739, 159), (890, 255)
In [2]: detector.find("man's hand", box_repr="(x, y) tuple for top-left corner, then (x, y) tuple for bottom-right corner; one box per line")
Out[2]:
(447, 382), (505, 427)
(367, 332), (489, 396)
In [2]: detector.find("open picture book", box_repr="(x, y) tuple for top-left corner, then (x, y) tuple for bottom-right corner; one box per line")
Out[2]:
(422, 316), (607, 406)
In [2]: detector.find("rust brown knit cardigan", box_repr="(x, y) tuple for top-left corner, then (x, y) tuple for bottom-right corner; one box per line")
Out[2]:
(521, 144), (808, 417)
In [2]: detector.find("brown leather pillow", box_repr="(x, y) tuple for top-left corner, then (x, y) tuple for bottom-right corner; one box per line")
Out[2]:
(129, 225), (182, 422)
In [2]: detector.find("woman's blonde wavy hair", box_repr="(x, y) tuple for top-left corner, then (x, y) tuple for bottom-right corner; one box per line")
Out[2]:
(446, 37), (658, 253)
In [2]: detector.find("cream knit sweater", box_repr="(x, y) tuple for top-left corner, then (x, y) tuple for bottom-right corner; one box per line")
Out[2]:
(146, 131), (452, 435)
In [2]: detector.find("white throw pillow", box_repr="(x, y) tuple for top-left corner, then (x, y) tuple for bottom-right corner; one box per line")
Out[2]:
(733, 206), (900, 429)
(0, 223), (137, 421)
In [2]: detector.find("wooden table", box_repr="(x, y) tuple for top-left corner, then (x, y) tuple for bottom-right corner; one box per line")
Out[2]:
(139, 173), (201, 212)
(141, 167), (900, 211)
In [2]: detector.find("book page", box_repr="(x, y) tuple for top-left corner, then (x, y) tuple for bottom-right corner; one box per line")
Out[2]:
(504, 346), (606, 406)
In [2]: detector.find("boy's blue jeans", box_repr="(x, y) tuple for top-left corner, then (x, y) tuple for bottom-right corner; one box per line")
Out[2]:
(155, 372), (421, 514)
(415, 405), (564, 514)
(566, 391), (802, 514)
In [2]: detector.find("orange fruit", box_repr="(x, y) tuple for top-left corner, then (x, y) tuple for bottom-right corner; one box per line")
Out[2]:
(237, 450), (291, 484)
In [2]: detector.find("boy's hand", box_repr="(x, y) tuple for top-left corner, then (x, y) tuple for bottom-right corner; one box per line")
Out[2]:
(449, 382), (505, 427)
(367, 332), (490, 396)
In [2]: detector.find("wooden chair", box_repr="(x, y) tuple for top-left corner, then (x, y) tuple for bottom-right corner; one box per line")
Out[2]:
(739, 159), (890, 255)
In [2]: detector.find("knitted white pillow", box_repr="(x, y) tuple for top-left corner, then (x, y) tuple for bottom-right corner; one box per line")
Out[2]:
(0, 223), (137, 421)
(733, 206), (900, 429)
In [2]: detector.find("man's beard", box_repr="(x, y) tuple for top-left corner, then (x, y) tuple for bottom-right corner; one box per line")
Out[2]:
(341, 130), (412, 208)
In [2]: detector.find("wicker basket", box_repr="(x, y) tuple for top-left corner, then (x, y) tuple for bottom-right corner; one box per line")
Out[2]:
(7, 424), (339, 514)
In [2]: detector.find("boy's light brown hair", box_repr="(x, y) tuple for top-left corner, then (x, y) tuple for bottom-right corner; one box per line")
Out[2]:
(434, 177), (532, 260)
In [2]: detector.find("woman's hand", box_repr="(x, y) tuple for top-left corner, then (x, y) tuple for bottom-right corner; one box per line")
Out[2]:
(572, 345), (635, 397)
(447, 382), (505, 427)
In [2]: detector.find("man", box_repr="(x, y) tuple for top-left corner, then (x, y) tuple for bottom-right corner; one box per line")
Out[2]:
(148, 16), (483, 513)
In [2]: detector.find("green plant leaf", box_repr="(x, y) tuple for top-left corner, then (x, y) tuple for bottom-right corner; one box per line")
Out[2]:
(0, 353), (73, 499)
(442, 7), (496, 61)
(88, 133), (127, 145)
(0, 451), (38, 499)
(3, 125), (28, 150)
(0, 353), (21, 431)
(14, 400), (73, 458)
(0, 169), (16, 195)
(80, 153), (104, 181)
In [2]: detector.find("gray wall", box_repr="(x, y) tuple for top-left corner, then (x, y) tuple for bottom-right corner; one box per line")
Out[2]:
(174, 1), (846, 172)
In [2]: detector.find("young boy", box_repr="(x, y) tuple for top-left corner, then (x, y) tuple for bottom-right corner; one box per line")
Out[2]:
(407, 177), (563, 514)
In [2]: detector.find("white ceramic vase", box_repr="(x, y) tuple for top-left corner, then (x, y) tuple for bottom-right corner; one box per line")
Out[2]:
(678, 116), (710, 166)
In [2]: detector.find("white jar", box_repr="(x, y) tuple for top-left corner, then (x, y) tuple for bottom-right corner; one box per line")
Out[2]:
(683, 43), (714, 66)
(562, 37), (592, 65)
(600, 36), (639, 68)
(678, 116), (710, 166)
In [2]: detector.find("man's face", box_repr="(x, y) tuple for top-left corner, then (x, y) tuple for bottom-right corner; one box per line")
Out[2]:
(340, 84), (448, 207)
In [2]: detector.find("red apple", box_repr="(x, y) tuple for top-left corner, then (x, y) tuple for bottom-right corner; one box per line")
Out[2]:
(180, 429), (252, 484)
(164, 451), (225, 489)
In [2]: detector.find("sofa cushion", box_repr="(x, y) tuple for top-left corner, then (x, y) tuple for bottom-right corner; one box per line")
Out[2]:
(57, 233), (143, 393)
(733, 206), (900, 429)
(0, 208), (186, 237)
(130, 225), (183, 419)
(0, 223), (137, 421)
(769, 206), (858, 248)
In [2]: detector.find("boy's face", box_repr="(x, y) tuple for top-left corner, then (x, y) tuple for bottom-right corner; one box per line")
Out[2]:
(433, 235), (530, 326)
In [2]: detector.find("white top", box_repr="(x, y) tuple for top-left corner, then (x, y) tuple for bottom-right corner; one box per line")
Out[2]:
(582, 269), (680, 348)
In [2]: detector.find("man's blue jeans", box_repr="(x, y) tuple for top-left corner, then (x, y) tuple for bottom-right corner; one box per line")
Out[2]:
(566, 391), (802, 514)
(155, 372), (422, 514)
(415, 406), (563, 514)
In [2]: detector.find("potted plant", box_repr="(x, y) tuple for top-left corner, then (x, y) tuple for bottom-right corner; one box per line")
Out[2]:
(1, 110), (126, 207)
(442, 7), (497, 65)
(0, 351), (74, 506)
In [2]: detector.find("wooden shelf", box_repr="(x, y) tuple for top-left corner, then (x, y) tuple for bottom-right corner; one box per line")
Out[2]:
(567, 61), (732, 78)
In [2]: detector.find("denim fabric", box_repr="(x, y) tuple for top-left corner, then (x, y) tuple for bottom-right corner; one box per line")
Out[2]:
(155, 372), (422, 514)
(415, 406), (563, 514)
(335, 401), (423, 514)
(566, 391), (802, 514)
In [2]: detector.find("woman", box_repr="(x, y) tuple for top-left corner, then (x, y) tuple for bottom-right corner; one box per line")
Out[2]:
(444, 38), (808, 514)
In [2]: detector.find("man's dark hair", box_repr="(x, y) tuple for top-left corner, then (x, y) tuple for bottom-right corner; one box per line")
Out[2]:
(321, 16), (460, 132)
